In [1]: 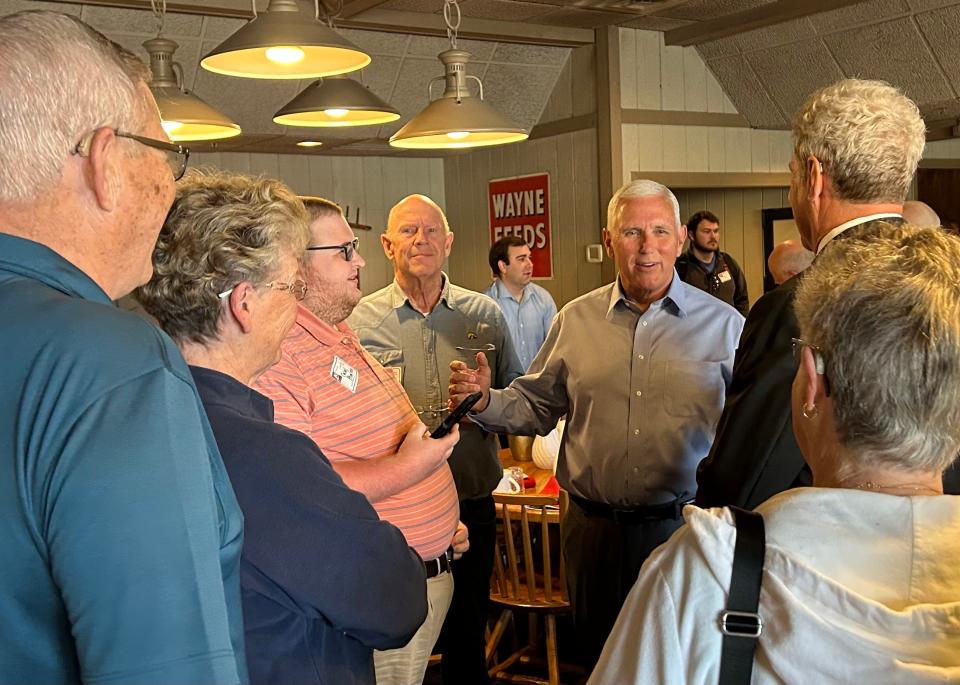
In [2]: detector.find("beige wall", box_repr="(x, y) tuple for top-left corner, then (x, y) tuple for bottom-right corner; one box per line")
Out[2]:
(442, 129), (603, 307)
(675, 187), (791, 306)
(190, 151), (444, 295)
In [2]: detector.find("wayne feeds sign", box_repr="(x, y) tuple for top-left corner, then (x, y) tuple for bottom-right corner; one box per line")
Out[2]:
(488, 172), (552, 279)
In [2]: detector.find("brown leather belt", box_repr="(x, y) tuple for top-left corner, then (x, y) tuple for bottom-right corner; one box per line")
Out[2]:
(570, 493), (692, 523)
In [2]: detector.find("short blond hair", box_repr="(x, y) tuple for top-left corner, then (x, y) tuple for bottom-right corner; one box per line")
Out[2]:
(300, 195), (343, 223)
(137, 170), (309, 344)
(792, 79), (925, 204)
(795, 222), (960, 474)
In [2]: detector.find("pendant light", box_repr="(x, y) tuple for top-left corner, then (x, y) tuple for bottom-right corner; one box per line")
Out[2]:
(389, 0), (527, 149)
(145, 37), (242, 141)
(201, 0), (370, 80)
(274, 74), (400, 127)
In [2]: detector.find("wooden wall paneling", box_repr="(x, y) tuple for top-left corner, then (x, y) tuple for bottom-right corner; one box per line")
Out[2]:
(682, 46), (707, 112)
(556, 132), (577, 305)
(248, 152), (279, 180)
(685, 126), (709, 172)
(307, 156), (334, 197)
(468, 150), (494, 290)
(635, 124), (664, 172)
(742, 188), (765, 304)
(662, 125), (687, 172)
(278, 154), (310, 195)
(571, 46), (597, 117)
(573, 129), (600, 304)
(541, 54), (573, 124)
(750, 130), (770, 173)
(622, 124), (640, 184)
(708, 127), (726, 171)
(770, 131), (792, 171)
(635, 30), (662, 110)
(724, 128), (752, 172)
(537, 138), (563, 305)
(704, 189), (726, 240)
(447, 152), (472, 285)
(659, 37), (684, 111)
(619, 27), (638, 109)
(705, 68), (729, 114)
(190, 151), (220, 170)
(721, 190), (745, 283)
(358, 156), (387, 294)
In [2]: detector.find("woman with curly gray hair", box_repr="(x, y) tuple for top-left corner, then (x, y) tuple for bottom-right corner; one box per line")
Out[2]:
(591, 222), (960, 684)
(137, 170), (437, 685)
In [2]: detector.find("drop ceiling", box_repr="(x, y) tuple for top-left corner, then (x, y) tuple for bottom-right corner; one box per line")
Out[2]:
(15, 0), (960, 154)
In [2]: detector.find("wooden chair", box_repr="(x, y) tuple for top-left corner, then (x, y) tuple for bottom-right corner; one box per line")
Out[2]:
(486, 491), (572, 685)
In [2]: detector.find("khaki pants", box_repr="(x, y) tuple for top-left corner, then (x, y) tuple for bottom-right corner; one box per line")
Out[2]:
(374, 570), (454, 685)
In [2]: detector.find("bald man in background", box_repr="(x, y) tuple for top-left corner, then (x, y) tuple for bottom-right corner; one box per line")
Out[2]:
(767, 240), (814, 285)
(902, 200), (941, 227)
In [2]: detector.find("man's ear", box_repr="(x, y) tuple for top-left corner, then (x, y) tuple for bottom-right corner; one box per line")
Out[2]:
(497, 259), (508, 276)
(676, 224), (688, 256)
(602, 228), (614, 258)
(380, 233), (395, 261)
(807, 155), (824, 200)
(226, 282), (256, 334)
(87, 128), (121, 212)
(444, 231), (454, 257)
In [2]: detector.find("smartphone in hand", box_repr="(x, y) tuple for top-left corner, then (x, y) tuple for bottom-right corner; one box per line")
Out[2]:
(430, 392), (483, 439)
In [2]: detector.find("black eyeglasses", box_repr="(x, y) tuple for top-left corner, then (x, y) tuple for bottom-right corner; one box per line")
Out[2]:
(307, 237), (360, 262)
(72, 128), (190, 180)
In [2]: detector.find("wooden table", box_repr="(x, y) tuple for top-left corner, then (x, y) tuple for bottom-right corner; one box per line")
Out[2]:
(498, 448), (555, 495)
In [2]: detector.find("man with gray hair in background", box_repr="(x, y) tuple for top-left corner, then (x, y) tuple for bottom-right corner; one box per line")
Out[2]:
(696, 78), (946, 511)
(0, 11), (245, 683)
(449, 179), (743, 670)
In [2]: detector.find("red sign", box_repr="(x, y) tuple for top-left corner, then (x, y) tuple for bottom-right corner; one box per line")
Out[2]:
(488, 173), (552, 279)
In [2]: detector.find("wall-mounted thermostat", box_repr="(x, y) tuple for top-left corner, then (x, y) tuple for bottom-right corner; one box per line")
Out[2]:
(585, 244), (603, 263)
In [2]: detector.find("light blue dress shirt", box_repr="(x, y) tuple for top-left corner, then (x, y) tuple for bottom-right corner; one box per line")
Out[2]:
(483, 280), (558, 371)
(474, 273), (744, 507)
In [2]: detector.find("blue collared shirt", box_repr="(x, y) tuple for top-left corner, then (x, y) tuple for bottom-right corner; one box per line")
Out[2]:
(0, 234), (246, 684)
(483, 280), (558, 371)
(474, 273), (744, 507)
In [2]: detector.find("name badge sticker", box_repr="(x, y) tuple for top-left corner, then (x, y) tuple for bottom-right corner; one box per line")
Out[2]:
(390, 366), (403, 385)
(331, 356), (359, 393)
(718, 270), (732, 283)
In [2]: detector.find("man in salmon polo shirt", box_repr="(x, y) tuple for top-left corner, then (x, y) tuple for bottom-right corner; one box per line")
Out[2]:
(255, 196), (465, 685)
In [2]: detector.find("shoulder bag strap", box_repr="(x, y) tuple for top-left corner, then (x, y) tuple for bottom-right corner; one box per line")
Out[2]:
(718, 506), (765, 685)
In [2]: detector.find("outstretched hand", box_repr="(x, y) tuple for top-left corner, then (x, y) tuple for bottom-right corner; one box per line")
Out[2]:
(448, 351), (491, 413)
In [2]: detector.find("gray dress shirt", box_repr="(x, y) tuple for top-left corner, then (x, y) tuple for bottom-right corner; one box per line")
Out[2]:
(473, 274), (744, 508)
(349, 274), (523, 500)
(483, 280), (558, 371)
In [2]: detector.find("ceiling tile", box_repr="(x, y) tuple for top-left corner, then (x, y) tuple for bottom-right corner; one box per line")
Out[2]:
(81, 6), (201, 37)
(735, 17), (814, 53)
(354, 54), (403, 103)
(458, 0), (553, 21)
(745, 40), (844, 122)
(824, 17), (954, 105)
(706, 55), (787, 128)
(916, 4), (960, 94)
(339, 27), (411, 57)
(200, 16), (247, 41)
(378, 0), (445, 10)
(490, 43), (570, 66)
(919, 97), (960, 121)
(808, 0), (909, 33)
(480, 63), (561, 128)
(907, 0), (960, 10)
(696, 37), (740, 60)
(526, 7), (636, 28)
(384, 55), (442, 120)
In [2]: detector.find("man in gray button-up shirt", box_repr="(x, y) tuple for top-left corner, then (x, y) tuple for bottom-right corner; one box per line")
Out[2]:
(450, 180), (744, 670)
(349, 194), (522, 685)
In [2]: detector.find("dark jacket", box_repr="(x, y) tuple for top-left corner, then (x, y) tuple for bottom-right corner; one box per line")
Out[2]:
(695, 216), (960, 509)
(676, 248), (749, 316)
(192, 366), (427, 685)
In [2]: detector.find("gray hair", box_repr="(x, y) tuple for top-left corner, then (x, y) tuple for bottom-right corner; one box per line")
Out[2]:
(792, 79), (925, 204)
(0, 11), (151, 202)
(136, 170), (310, 345)
(794, 222), (960, 474)
(606, 180), (681, 233)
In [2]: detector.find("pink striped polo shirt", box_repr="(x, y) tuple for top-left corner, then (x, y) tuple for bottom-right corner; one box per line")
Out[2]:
(255, 305), (459, 560)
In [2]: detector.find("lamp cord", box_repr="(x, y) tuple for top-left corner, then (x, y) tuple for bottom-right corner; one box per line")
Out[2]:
(443, 0), (461, 49)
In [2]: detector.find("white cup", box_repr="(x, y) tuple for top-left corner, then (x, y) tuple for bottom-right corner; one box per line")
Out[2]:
(494, 469), (522, 494)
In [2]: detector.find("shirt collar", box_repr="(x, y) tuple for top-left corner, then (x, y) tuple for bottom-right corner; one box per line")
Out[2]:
(491, 279), (525, 303)
(190, 365), (274, 423)
(390, 272), (455, 311)
(0, 233), (112, 305)
(816, 213), (902, 254)
(606, 272), (686, 319)
(294, 304), (356, 347)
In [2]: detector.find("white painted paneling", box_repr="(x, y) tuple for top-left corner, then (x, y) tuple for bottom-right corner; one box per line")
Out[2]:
(660, 41), (685, 111)
(662, 126), (687, 172)
(685, 127), (710, 172)
(177, 151), (444, 295)
(682, 47), (708, 112)
(620, 27), (639, 109)
(636, 30), (662, 110)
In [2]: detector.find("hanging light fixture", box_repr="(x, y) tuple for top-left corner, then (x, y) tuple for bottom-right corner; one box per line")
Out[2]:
(145, 37), (242, 141)
(201, 0), (370, 80)
(389, 0), (527, 150)
(274, 74), (400, 127)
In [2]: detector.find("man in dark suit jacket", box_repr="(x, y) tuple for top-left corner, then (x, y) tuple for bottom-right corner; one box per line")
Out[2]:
(696, 78), (933, 509)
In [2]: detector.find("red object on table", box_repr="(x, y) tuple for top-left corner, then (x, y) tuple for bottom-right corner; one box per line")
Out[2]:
(539, 475), (560, 496)
(521, 475), (537, 490)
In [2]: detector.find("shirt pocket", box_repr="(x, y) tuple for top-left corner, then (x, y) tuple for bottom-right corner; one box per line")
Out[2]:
(663, 360), (726, 419)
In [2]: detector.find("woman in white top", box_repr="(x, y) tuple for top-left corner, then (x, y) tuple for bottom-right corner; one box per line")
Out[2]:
(589, 222), (960, 685)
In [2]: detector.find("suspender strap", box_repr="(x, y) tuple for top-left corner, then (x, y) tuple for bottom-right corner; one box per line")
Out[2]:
(718, 506), (765, 685)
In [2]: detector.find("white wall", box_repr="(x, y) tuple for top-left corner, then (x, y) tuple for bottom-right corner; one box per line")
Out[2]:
(190, 151), (444, 295)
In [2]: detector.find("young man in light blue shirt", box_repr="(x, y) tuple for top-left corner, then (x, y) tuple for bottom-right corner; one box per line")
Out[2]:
(483, 236), (558, 371)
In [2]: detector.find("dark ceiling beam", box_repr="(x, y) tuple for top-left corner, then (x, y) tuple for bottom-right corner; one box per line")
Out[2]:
(664, 0), (870, 47)
(43, 0), (594, 46)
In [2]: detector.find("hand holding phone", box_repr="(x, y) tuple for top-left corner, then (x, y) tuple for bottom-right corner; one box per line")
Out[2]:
(430, 392), (482, 438)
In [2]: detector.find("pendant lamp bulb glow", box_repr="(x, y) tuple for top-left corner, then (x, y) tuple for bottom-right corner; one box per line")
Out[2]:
(144, 37), (242, 142)
(389, 0), (527, 149)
